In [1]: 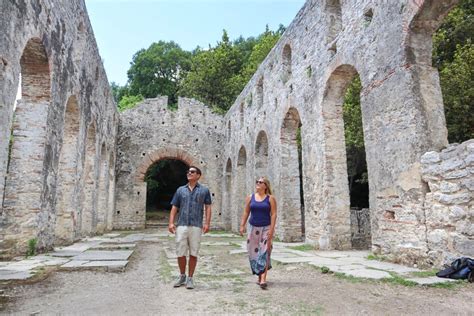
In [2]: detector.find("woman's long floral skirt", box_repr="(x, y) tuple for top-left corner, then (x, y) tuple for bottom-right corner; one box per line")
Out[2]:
(246, 224), (272, 275)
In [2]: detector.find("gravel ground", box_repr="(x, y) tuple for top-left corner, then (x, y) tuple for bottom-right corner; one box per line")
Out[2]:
(1, 231), (473, 315)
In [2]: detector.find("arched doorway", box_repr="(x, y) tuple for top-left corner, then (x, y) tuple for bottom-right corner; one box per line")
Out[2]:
(280, 108), (304, 242)
(2, 37), (51, 248)
(145, 159), (189, 225)
(55, 96), (80, 243)
(255, 130), (269, 178)
(233, 146), (247, 231)
(321, 64), (370, 250)
(82, 121), (97, 236)
(222, 158), (233, 230)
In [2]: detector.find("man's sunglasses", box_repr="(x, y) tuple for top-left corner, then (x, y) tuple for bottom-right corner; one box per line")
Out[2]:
(187, 170), (198, 174)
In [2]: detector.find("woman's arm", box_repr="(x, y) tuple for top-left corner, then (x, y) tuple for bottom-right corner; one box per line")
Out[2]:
(268, 195), (277, 241)
(239, 195), (252, 236)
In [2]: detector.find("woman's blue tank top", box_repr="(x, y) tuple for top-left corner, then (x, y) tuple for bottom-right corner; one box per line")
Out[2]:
(249, 194), (271, 227)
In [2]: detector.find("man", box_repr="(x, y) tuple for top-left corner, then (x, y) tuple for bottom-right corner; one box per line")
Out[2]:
(169, 166), (212, 289)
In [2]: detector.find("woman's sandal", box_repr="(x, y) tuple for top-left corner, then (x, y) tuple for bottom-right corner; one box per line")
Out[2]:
(259, 282), (267, 289)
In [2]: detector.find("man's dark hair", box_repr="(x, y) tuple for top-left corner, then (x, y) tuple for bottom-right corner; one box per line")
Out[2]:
(189, 165), (202, 175)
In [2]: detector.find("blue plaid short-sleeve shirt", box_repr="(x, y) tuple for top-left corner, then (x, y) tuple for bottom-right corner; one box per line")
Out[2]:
(171, 183), (212, 228)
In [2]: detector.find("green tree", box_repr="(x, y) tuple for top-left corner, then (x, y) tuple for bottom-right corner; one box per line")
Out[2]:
(432, 0), (473, 69)
(433, 0), (474, 143)
(118, 94), (144, 112)
(439, 43), (474, 142)
(110, 81), (130, 104)
(179, 27), (283, 112)
(179, 30), (246, 112)
(127, 41), (192, 105)
(240, 26), (282, 80)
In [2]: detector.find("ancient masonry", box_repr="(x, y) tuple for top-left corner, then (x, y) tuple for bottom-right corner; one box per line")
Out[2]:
(0, 0), (472, 267)
(0, 0), (118, 256)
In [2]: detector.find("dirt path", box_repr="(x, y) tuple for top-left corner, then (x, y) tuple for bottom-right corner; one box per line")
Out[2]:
(2, 231), (473, 315)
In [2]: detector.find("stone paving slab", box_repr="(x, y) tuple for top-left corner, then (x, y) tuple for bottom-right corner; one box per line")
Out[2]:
(72, 250), (133, 261)
(55, 243), (93, 252)
(90, 243), (136, 250)
(341, 268), (392, 279)
(313, 250), (370, 259)
(50, 251), (84, 258)
(0, 270), (34, 280)
(61, 261), (90, 268)
(362, 260), (421, 274)
(81, 261), (128, 269)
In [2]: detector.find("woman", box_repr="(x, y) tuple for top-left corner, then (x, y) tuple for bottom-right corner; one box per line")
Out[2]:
(239, 176), (277, 289)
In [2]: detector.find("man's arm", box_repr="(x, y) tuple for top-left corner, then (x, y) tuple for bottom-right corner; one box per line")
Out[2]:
(203, 204), (211, 234)
(169, 205), (178, 234)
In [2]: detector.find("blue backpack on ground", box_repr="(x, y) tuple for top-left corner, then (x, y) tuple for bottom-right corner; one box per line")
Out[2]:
(436, 257), (474, 282)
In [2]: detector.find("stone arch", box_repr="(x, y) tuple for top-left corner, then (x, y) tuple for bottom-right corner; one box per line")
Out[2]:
(73, 18), (87, 71)
(2, 37), (51, 248)
(406, 0), (459, 66)
(255, 130), (269, 178)
(403, 0), (457, 147)
(133, 147), (199, 226)
(282, 44), (292, 83)
(320, 64), (364, 249)
(326, 0), (342, 52)
(222, 158), (233, 230)
(96, 142), (108, 233)
(280, 108), (304, 242)
(135, 147), (199, 182)
(55, 95), (81, 243)
(233, 146), (247, 231)
(82, 121), (97, 236)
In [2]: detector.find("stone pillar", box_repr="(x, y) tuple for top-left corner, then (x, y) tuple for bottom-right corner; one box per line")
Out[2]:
(2, 99), (48, 253)
(363, 65), (448, 265)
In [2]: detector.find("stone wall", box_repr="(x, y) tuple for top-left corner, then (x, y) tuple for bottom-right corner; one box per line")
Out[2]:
(421, 140), (474, 266)
(115, 97), (224, 229)
(0, 0), (118, 257)
(218, 0), (465, 266)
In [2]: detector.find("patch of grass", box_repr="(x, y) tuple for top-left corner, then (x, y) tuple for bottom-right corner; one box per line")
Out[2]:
(333, 272), (368, 284)
(427, 280), (466, 289)
(288, 244), (314, 252)
(26, 238), (37, 257)
(380, 272), (417, 287)
(367, 252), (388, 261)
(320, 266), (330, 274)
(409, 269), (438, 278)
(157, 251), (173, 282)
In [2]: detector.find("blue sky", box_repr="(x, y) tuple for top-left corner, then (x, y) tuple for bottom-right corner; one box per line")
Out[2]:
(85, 0), (306, 85)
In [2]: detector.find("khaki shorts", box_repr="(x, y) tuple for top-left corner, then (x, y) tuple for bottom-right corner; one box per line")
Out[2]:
(176, 226), (202, 257)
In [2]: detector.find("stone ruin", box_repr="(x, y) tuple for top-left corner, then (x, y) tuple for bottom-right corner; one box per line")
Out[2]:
(0, 0), (472, 268)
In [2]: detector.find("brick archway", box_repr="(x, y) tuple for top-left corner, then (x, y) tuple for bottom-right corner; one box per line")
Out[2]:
(135, 147), (201, 182)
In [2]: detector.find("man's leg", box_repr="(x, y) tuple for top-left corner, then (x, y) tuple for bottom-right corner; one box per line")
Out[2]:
(188, 255), (197, 277)
(178, 256), (187, 275)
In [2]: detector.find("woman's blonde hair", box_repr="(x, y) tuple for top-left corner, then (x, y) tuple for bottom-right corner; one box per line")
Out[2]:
(258, 176), (273, 195)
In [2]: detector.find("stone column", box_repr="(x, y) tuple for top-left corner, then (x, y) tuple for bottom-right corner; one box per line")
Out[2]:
(363, 65), (448, 265)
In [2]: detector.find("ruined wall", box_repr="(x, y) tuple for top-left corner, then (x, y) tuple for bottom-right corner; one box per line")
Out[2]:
(115, 97), (224, 229)
(219, 0), (468, 266)
(0, 0), (118, 257)
(421, 140), (474, 266)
